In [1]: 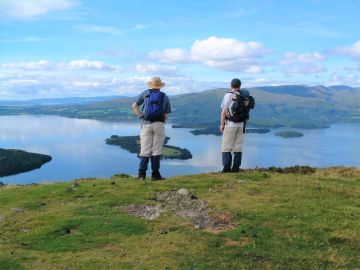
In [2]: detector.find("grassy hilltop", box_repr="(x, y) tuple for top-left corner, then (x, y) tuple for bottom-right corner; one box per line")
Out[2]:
(0, 167), (359, 269)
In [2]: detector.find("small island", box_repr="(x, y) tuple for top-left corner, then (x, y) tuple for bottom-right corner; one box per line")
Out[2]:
(105, 135), (192, 160)
(275, 131), (304, 138)
(190, 126), (271, 136)
(0, 148), (52, 177)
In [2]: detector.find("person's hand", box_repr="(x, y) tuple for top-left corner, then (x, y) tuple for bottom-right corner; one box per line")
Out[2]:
(220, 125), (225, 133)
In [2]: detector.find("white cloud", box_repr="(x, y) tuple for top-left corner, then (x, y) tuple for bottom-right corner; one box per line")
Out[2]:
(1, 60), (123, 71)
(0, 0), (78, 20)
(135, 64), (178, 75)
(334, 40), (360, 59)
(0, 36), (43, 43)
(283, 63), (327, 74)
(191, 36), (267, 61)
(279, 52), (326, 65)
(328, 72), (360, 86)
(76, 25), (122, 35)
(279, 51), (327, 74)
(149, 48), (190, 63)
(148, 36), (269, 73)
(76, 24), (148, 35)
(2, 60), (53, 70)
(67, 60), (121, 71)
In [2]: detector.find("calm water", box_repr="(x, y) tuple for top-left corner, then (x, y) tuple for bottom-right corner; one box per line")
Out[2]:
(1, 115), (359, 184)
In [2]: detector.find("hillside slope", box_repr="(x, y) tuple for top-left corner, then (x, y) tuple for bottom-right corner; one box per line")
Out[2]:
(0, 167), (359, 269)
(0, 85), (359, 128)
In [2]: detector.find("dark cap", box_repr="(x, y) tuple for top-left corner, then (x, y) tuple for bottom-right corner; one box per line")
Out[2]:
(231, 78), (241, 88)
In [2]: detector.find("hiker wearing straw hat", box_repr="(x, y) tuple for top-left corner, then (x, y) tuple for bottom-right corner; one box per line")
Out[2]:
(132, 77), (171, 180)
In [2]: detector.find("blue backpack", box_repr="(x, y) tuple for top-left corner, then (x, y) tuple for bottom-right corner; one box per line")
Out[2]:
(143, 90), (165, 121)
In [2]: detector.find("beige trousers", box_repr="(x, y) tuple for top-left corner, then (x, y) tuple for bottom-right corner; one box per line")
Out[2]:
(221, 127), (244, 152)
(140, 122), (165, 157)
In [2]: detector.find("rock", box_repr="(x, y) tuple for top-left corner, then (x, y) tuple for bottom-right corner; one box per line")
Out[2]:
(0, 181), (5, 186)
(112, 173), (130, 178)
(64, 187), (75, 193)
(159, 228), (169, 234)
(11, 208), (23, 213)
(177, 188), (190, 197)
(119, 204), (164, 220)
(73, 183), (80, 188)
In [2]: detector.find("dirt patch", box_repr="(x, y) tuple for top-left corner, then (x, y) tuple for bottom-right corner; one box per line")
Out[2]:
(225, 237), (251, 247)
(156, 190), (215, 229)
(117, 204), (163, 220)
(208, 212), (237, 233)
(257, 166), (316, 174)
(117, 189), (236, 231)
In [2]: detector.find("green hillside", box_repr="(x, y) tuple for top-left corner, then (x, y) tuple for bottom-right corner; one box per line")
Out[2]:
(0, 85), (359, 128)
(0, 167), (359, 269)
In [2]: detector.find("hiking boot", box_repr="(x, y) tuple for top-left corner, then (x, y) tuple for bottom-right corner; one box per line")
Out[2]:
(151, 170), (165, 181)
(231, 166), (240, 173)
(138, 172), (146, 180)
(222, 166), (232, 173)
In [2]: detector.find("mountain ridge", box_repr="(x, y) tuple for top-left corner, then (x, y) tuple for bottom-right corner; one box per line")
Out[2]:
(0, 85), (359, 128)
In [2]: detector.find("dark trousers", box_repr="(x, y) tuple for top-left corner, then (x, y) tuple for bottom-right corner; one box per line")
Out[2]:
(222, 152), (242, 169)
(139, 155), (161, 173)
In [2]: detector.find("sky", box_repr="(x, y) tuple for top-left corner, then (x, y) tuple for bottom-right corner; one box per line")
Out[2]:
(0, 0), (359, 99)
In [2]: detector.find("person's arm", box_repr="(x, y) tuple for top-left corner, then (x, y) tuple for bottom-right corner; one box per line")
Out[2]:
(132, 102), (144, 119)
(220, 108), (226, 133)
(220, 94), (228, 133)
(132, 91), (146, 119)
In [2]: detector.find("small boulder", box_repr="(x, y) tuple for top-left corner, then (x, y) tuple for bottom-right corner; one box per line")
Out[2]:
(11, 208), (24, 213)
(177, 188), (190, 197)
(112, 173), (130, 178)
(64, 187), (75, 193)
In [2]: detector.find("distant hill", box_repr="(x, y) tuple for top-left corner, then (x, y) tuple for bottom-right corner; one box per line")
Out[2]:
(0, 85), (359, 128)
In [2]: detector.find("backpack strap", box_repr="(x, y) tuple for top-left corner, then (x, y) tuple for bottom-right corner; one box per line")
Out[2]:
(141, 90), (150, 111)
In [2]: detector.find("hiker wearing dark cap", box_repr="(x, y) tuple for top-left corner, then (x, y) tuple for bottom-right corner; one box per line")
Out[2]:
(132, 77), (171, 180)
(220, 78), (255, 172)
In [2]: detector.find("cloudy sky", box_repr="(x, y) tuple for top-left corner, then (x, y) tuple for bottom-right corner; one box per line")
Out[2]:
(0, 0), (359, 99)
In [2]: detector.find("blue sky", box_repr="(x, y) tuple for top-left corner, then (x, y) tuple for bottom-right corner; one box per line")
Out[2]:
(0, 0), (359, 99)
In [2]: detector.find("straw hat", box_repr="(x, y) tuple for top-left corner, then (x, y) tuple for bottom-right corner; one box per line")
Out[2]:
(148, 77), (165, 89)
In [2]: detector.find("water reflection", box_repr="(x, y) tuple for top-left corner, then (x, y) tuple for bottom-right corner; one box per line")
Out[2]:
(0, 115), (359, 184)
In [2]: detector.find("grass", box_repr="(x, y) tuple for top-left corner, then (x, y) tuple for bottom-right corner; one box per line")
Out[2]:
(0, 167), (359, 269)
(162, 146), (181, 156)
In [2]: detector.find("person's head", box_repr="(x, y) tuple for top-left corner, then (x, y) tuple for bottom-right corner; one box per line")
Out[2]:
(231, 78), (241, 90)
(148, 77), (165, 90)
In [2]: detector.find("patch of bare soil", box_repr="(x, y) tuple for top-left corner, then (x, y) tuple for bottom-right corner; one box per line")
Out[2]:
(225, 237), (251, 247)
(117, 204), (163, 220)
(117, 189), (236, 231)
